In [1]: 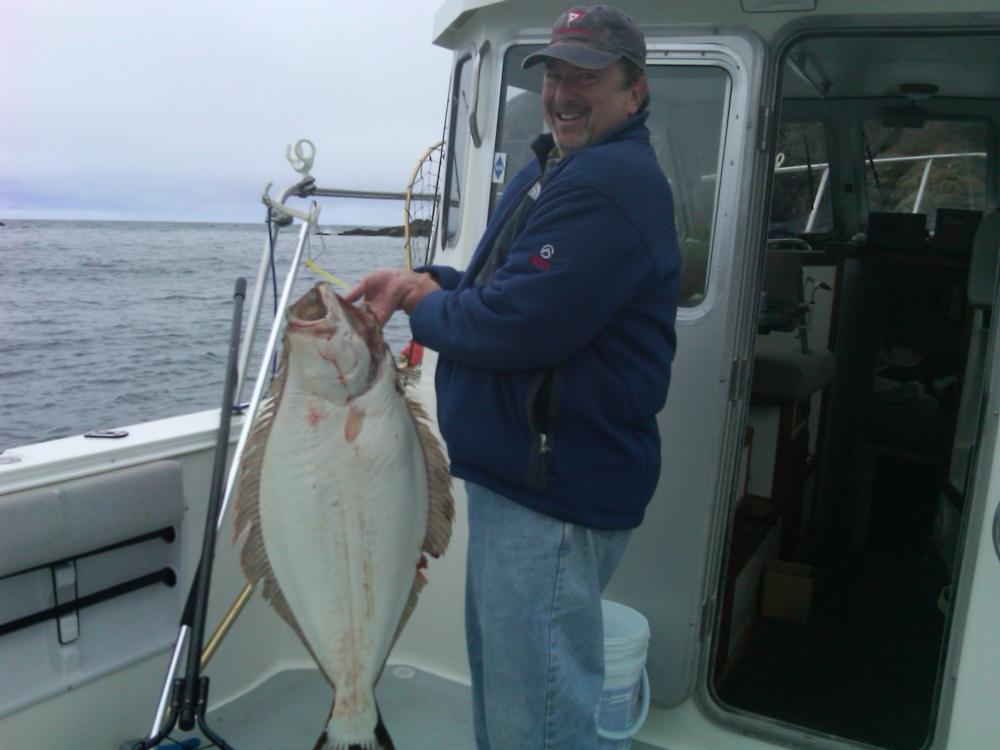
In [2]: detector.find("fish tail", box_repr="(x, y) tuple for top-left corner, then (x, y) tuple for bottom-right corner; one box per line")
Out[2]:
(315, 729), (378, 750)
(317, 701), (389, 750)
(313, 732), (379, 750)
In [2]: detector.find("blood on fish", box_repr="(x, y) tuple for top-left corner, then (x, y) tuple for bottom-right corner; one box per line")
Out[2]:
(345, 405), (365, 442)
(307, 406), (325, 426)
(362, 556), (374, 617)
(318, 346), (349, 385)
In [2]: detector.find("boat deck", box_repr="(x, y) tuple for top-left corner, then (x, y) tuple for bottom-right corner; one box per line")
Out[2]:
(197, 665), (657, 749)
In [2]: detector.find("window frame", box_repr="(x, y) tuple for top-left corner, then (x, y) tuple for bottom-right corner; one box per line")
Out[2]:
(440, 47), (477, 252)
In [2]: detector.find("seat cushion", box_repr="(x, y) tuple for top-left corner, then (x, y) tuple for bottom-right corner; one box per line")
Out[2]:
(752, 342), (835, 402)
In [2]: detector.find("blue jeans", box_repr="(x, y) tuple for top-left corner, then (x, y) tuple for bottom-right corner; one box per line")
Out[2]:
(465, 482), (631, 750)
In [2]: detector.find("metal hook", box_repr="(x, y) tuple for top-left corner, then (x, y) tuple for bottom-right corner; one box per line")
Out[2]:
(286, 139), (316, 175)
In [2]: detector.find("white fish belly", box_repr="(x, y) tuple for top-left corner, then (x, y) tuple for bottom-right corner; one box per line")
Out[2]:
(257, 384), (428, 728)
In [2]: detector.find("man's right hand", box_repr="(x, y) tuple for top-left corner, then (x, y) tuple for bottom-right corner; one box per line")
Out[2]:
(346, 268), (441, 326)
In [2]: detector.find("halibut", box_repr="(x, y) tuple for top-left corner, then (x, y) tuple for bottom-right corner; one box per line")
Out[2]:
(233, 281), (452, 750)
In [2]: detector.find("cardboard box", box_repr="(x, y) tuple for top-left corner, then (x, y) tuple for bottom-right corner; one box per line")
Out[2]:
(760, 560), (816, 625)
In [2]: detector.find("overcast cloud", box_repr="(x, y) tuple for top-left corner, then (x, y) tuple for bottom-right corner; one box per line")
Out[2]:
(1, 1), (453, 225)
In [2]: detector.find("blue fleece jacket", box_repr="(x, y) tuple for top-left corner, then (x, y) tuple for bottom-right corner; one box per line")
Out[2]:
(410, 112), (680, 529)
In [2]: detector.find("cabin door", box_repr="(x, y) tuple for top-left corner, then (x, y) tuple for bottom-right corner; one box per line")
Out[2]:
(595, 35), (765, 706)
(940, 268), (1000, 745)
(707, 24), (1000, 750)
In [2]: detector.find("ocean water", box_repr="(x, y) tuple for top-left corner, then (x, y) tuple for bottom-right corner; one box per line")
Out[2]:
(0, 219), (415, 449)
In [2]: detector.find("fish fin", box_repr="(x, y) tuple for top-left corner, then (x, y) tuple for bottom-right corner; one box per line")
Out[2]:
(232, 341), (329, 674)
(395, 365), (421, 385)
(232, 339), (290, 544)
(374, 711), (396, 750)
(232, 340), (287, 576)
(403, 393), (454, 560)
(381, 391), (453, 653)
(314, 703), (394, 750)
(320, 701), (382, 750)
(387, 568), (428, 655)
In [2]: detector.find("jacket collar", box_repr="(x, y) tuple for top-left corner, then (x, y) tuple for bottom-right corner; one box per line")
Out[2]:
(530, 110), (650, 171)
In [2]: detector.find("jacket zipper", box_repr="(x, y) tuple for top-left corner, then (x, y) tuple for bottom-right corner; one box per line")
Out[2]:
(525, 367), (565, 488)
(524, 372), (551, 487)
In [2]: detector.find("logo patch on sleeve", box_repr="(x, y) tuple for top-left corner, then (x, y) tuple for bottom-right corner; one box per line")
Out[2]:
(530, 244), (555, 271)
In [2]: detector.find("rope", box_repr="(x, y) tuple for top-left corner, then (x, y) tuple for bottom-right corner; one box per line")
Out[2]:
(304, 224), (349, 289)
(305, 258), (348, 289)
(265, 208), (279, 317)
(265, 208), (279, 379)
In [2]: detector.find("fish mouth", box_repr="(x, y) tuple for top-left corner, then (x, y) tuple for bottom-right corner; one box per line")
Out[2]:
(287, 282), (385, 353)
(337, 295), (384, 353)
(287, 285), (331, 328)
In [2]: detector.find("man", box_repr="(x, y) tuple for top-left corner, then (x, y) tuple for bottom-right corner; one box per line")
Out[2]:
(347, 6), (679, 748)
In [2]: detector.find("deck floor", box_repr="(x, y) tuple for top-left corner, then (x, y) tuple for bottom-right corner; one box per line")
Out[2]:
(191, 665), (656, 749)
(202, 665), (472, 749)
(719, 452), (949, 750)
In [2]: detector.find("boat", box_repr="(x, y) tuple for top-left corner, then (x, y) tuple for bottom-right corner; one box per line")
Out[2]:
(3, 1), (1000, 748)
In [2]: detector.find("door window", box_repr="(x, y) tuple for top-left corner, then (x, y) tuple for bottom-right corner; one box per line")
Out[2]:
(441, 52), (475, 249)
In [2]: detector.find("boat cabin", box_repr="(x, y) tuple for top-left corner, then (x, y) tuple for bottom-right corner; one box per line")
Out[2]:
(2, 2), (999, 749)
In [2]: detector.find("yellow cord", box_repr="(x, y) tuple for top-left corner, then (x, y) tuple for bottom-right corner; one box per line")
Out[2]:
(305, 258), (349, 289)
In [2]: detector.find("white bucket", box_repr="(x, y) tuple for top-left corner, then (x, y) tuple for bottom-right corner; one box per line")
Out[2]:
(597, 600), (650, 750)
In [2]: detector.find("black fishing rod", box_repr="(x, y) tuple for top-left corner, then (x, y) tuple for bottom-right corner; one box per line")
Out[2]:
(133, 277), (247, 750)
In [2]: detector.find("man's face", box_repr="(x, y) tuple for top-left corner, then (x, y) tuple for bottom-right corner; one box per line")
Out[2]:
(541, 58), (646, 155)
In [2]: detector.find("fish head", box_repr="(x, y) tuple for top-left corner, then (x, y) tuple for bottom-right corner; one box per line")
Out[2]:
(285, 281), (387, 402)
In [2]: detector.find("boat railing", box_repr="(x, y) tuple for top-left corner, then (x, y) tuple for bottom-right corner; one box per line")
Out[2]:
(772, 151), (987, 234)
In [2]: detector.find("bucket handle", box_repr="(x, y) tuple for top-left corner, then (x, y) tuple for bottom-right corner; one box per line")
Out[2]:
(596, 667), (650, 741)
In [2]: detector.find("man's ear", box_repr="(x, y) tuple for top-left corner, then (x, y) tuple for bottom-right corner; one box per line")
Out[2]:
(628, 76), (648, 116)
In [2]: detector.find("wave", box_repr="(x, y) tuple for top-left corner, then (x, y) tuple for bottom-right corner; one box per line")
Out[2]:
(1, 221), (410, 447)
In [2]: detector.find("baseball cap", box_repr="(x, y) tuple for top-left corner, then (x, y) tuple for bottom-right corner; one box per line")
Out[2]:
(522, 6), (646, 70)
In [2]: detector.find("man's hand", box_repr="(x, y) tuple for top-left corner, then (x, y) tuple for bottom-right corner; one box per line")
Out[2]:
(345, 268), (441, 326)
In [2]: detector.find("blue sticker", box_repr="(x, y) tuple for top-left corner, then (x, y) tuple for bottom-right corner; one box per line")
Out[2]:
(492, 153), (507, 184)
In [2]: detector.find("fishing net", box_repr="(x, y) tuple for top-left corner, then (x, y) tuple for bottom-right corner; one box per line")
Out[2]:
(403, 140), (444, 271)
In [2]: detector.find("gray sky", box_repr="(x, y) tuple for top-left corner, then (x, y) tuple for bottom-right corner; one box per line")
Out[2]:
(1, 1), (453, 225)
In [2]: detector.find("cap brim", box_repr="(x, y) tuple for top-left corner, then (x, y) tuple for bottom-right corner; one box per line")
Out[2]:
(522, 40), (622, 70)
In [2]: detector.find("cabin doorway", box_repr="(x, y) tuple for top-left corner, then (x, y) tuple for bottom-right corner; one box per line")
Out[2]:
(709, 28), (998, 750)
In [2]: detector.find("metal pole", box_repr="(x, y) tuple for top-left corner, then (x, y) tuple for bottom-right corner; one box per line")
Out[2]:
(218, 212), (315, 526)
(200, 581), (254, 671)
(177, 277), (247, 732)
(147, 625), (189, 739)
(804, 166), (830, 234)
(236, 180), (309, 403)
(235, 225), (278, 404)
(913, 157), (934, 215)
(146, 208), (318, 739)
